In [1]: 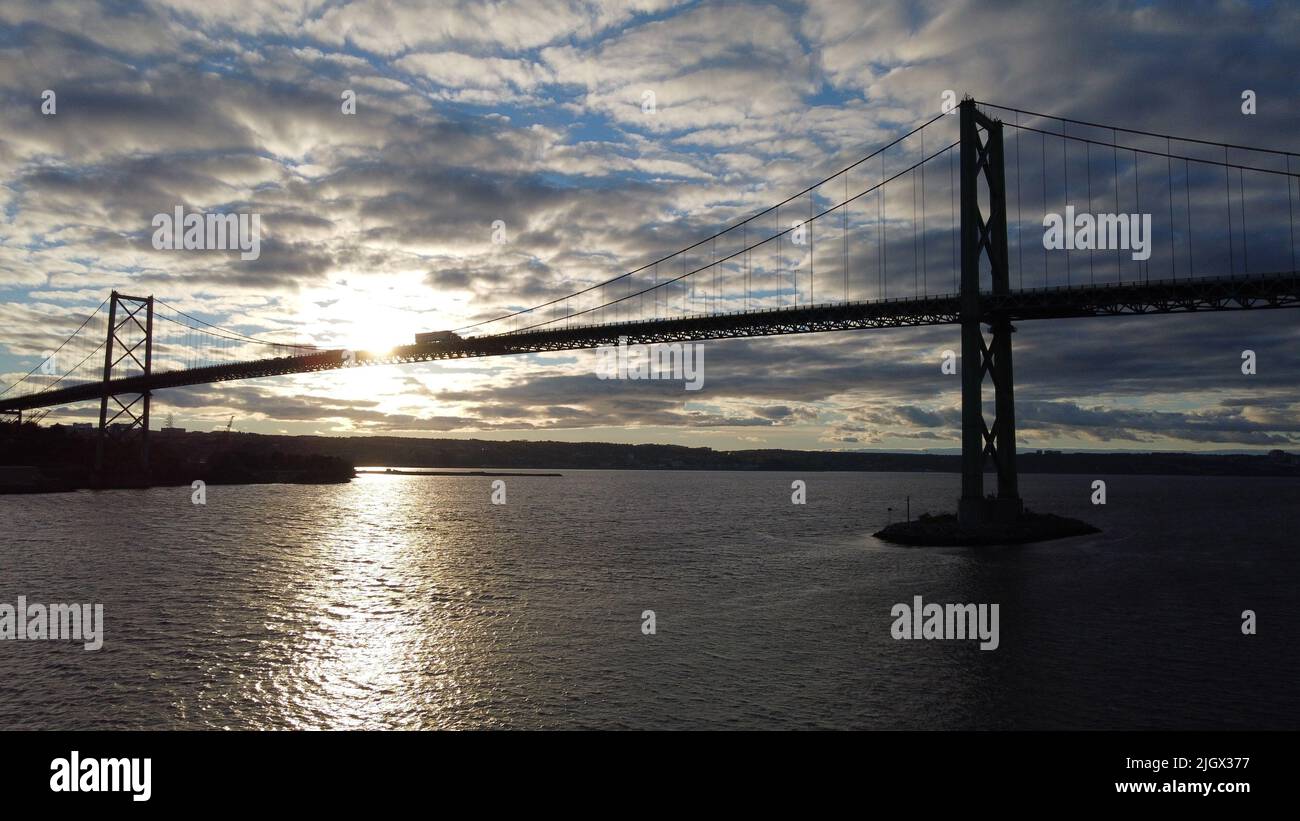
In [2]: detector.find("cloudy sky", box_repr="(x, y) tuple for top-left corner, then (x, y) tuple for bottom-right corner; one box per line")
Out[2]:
(1, 0), (1297, 451)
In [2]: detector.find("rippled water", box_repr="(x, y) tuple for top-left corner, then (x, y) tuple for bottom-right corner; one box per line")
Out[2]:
(1, 470), (1296, 729)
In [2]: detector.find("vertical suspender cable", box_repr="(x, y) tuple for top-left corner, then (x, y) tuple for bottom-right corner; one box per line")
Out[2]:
(1225, 145), (1235, 275)
(920, 128), (927, 296)
(912, 157), (918, 297)
(1185, 157), (1194, 277)
(1134, 148), (1143, 283)
(1042, 130), (1048, 285)
(1112, 127), (1120, 282)
(1086, 141), (1094, 285)
(1239, 167), (1248, 274)
(1288, 154), (1297, 274)
(950, 143), (957, 292)
(1062, 121), (1071, 286)
(1015, 110), (1023, 290)
(1167, 136), (1176, 278)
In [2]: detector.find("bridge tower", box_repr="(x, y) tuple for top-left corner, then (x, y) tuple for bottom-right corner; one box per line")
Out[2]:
(94, 291), (154, 474)
(957, 99), (1022, 525)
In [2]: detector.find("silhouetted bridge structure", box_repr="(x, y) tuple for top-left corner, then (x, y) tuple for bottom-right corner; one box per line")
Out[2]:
(4, 100), (1298, 525)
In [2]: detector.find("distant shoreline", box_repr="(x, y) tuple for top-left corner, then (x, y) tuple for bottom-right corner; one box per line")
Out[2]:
(358, 469), (561, 477)
(181, 431), (1300, 478)
(4, 425), (1299, 498)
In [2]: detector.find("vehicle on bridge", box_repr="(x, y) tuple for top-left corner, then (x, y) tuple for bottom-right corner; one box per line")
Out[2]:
(414, 330), (463, 346)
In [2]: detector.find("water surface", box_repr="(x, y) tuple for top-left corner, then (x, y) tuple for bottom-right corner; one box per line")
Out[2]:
(1, 470), (1295, 729)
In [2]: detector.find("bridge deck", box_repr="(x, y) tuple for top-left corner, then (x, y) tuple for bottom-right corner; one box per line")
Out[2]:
(3, 273), (1297, 413)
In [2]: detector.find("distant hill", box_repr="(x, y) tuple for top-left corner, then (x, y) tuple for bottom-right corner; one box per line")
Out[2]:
(6, 423), (1299, 478)
(144, 430), (1300, 477)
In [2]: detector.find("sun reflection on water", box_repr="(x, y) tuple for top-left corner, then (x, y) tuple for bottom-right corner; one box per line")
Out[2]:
(248, 474), (481, 729)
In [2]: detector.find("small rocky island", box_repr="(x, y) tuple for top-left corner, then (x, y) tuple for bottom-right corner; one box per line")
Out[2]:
(874, 508), (1100, 546)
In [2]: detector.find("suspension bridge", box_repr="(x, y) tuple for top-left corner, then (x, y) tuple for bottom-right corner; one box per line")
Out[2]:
(2, 100), (1298, 524)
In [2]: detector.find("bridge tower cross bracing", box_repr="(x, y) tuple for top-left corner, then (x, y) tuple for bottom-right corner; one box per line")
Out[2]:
(94, 291), (154, 474)
(958, 98), (1023, 525)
